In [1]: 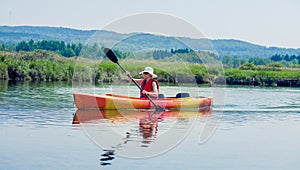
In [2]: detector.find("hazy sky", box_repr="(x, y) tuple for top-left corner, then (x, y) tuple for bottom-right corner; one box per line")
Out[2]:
(1, 0), (299, 48)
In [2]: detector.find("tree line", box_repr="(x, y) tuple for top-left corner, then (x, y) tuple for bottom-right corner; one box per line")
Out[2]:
(1, 40), (300, 69)
(221, 54), (300, 68)
(152, 49), (300, 68)
(16, 39), (83, 57)
(0, 40), (133, 60)
(0, 40), (83, 57)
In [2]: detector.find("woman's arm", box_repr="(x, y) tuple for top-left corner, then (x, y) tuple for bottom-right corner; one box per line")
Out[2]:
(133, 78), (143, 84)
(126, 71), (142, 84)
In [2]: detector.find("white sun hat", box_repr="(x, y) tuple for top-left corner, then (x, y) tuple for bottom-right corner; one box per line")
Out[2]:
(139, 67), (157, 78)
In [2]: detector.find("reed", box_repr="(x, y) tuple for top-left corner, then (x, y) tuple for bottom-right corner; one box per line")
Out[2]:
(1, 51), (299, 87)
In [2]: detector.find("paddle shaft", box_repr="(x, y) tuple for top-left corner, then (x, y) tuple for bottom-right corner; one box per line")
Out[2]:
(116, 62), (163, 111)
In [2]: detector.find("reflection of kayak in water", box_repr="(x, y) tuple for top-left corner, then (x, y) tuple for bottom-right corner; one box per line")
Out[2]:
(72, 108), (212, 124)
(73, 93), (213, 110)
(73, 108), (212, 147)
(73, 108), (212, 159)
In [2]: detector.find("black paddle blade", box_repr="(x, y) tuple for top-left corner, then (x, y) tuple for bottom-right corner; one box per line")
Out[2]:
(104, 48), (118, 63)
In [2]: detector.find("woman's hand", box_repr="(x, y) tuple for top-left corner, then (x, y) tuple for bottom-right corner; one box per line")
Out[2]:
(142, 90), (148, 95)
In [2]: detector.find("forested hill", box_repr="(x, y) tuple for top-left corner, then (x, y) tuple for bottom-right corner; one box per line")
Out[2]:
(1, 25), (300, 58)
(0, 25), (96, 43)
(212, 39), (300, 58)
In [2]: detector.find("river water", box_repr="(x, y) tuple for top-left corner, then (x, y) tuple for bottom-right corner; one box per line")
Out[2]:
(0, 80), (300, 170)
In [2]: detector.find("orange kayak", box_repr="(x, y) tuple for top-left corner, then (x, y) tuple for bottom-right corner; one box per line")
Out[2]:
(73, 93), (213, 110)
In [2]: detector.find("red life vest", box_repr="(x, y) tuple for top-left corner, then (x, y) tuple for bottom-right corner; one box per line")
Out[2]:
(140, 78), (160, 98)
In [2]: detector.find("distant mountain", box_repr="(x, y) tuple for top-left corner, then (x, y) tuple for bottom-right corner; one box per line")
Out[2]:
(0, 25), (96, 43)
(1, 25), (300, 58)
(211, 39), (300, 58)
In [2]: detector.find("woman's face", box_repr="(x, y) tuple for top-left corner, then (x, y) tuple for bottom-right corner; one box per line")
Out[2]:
(143, 72), (151, 79)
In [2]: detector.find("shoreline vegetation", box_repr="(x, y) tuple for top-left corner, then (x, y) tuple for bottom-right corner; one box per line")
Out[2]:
(0, 50), (299, 87)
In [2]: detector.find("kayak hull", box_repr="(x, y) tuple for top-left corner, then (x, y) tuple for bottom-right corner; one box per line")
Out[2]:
(73, 93), (213, 110)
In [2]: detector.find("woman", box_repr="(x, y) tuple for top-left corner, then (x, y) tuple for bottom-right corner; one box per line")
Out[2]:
(127, 67), (159, 98)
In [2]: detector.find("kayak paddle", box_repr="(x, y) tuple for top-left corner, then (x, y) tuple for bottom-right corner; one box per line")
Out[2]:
(103, 48), (164, 112)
